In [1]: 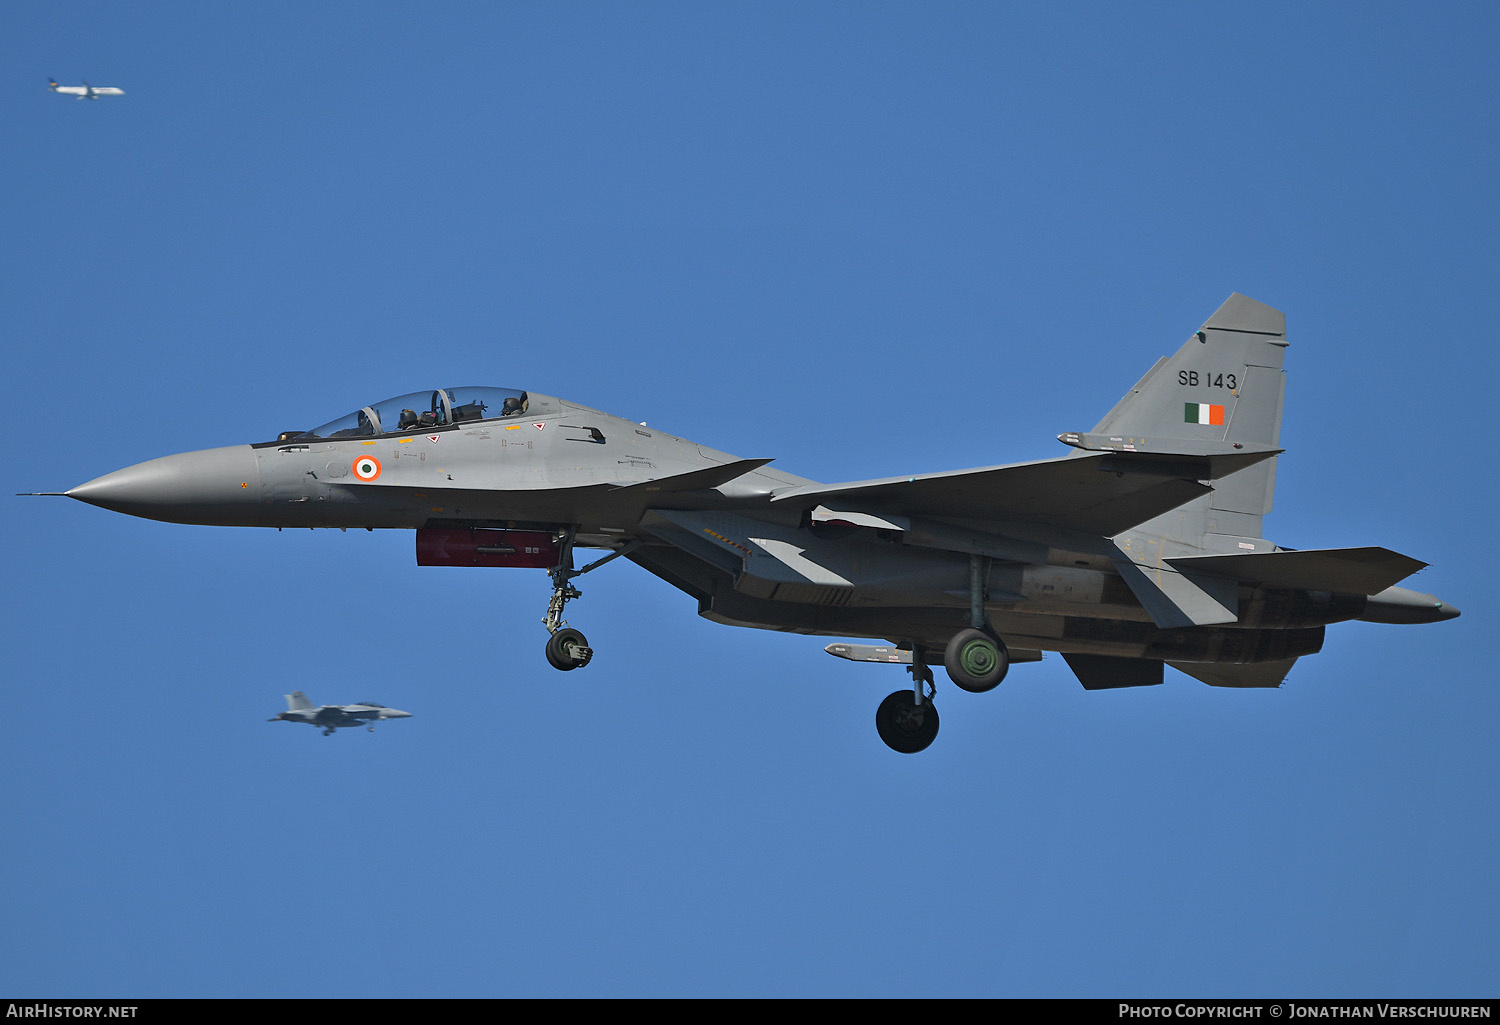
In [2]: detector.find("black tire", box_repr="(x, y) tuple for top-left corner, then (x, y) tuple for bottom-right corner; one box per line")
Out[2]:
(545, 628), (592, 671)
(944, 628), (1008, 692)
(875, 690), (940, 754)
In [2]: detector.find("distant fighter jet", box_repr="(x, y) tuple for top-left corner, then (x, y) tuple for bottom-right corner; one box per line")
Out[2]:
(268, 692), (412, 736)
(48, 78), (124, 100)
(49, 294), (1460, 753)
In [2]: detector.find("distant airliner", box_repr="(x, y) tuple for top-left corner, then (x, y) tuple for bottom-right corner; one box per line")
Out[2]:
(49, 78), (124, 100)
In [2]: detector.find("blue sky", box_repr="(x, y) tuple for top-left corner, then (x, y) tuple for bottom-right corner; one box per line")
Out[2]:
(3, 2), (1496, 998)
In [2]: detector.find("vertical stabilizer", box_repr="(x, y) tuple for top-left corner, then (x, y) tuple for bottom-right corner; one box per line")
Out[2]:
(1094, 293), (1287, 544)
(1098, 295), (1288, 628)
(285, 691), (315, 711)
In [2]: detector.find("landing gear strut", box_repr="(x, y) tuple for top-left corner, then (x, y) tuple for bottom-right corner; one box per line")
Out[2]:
(944, 554), (1009, 692)
(871, 555), (1010, 752)
(543, 544), (592, 670)
(875, 649), (939, 753)
(540, 531), (641, 671)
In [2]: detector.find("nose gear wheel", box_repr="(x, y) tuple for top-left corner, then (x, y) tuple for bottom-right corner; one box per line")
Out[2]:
(546, 627), (592, 670)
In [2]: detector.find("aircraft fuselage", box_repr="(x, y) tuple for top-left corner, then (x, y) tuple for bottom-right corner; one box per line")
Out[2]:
(64, 390), (1452, 672)
(55, 294), (1460, 752)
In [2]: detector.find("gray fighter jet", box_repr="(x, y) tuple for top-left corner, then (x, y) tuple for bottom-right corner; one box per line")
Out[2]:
(269, 692), (412, 736)
(50, 295), (1458, 752)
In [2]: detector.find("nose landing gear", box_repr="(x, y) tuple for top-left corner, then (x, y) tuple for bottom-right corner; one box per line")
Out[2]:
(544, 559), (592, 670)
(540, 530), (640, 671)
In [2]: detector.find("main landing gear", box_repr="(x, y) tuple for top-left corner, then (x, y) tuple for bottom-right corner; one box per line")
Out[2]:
(541, 530), (640, 672)
(873, 555), (1011, 753)
(875, 654), (940, 754)
(943, 627), (1008, 693)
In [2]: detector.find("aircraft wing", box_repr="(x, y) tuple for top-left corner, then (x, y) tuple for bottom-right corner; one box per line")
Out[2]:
(768, 449), (1276, 537)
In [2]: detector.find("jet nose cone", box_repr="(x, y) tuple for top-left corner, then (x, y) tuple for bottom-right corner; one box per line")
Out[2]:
(1436, 601), (1461, 620)
(68, 447), (261, 525)
(387, 710), (413, 719)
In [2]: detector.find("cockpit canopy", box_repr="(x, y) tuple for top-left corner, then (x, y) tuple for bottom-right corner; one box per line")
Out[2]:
(294, 388), (531, 440)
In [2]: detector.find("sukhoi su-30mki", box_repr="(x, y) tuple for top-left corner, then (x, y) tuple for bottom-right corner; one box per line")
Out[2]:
(50, 295), (1459, 752)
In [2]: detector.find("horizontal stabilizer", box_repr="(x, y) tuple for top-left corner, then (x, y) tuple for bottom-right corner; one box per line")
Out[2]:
(1166, 547), (1426, 595)
(1168, 658), (1298, 688)
(1062, 654), (1164, 689)
(610, 458), (773, 495)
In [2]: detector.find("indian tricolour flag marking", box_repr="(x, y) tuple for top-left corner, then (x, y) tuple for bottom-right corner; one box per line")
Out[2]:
(1184, 402), (1225, 425)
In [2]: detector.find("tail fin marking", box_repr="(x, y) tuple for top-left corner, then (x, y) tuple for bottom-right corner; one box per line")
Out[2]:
(1097, 293), (1288, 544)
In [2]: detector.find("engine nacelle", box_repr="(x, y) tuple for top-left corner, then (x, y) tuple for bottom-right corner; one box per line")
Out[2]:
(1145, 625), (1326, 664)
(1237, 589), (1367, 628)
